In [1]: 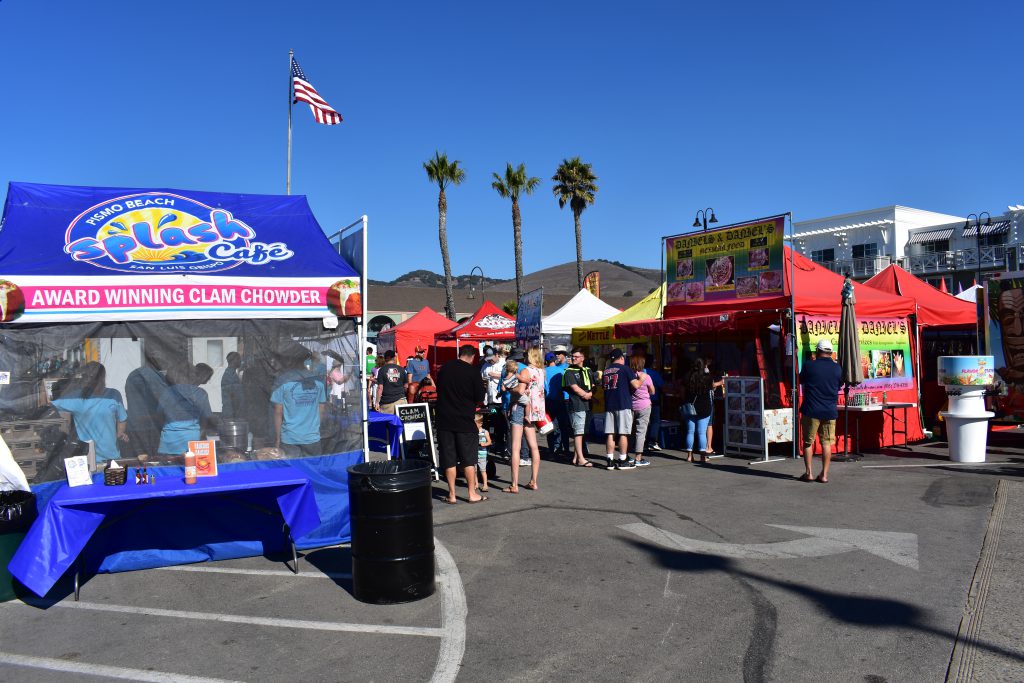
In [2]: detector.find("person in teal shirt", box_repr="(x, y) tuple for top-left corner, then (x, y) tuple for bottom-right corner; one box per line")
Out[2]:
(272, 353), (327, 457)
(52, 361), (128, 463)
(158, 363), (214, 456)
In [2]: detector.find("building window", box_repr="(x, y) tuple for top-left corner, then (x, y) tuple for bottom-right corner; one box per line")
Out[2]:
(852, 243), (878, 260)
(918, 239), (949, 254)
(980, 233), (1007, 248)
(810, 248), (835, 263)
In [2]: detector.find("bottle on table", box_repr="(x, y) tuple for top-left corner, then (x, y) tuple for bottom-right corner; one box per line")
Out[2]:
(184, 450), (197, 485)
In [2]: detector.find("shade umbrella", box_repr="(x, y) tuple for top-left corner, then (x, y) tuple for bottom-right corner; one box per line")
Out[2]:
(837, 274), (864, 459)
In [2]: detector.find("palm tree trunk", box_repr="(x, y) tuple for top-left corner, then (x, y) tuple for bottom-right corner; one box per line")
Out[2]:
(574, 209), (584, 290)
(512, 199), (523, 303)
(438, 189), (456, 320)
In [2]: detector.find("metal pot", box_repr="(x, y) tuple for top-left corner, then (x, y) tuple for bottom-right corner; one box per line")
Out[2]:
(220, 420), (249, 451)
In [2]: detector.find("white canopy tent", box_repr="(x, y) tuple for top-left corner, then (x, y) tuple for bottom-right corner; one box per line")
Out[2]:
(542, 289), (622, 337)
(955, 284), (981, 302)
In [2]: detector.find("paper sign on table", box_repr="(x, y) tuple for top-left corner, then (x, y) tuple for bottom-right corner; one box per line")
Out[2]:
(188, 440), (218, 477)
(64, 456), (93, 487)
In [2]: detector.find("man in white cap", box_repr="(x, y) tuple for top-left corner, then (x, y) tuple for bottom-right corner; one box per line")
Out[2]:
(545, 344), (572, 459)
(798, 338), (842, 483)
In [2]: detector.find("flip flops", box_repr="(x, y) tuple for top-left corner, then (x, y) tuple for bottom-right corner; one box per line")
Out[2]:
(797, 473), (813, 482)
(468, 496), (488, 504)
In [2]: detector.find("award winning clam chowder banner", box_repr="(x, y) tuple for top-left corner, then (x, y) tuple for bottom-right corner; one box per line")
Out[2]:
(0, 183), (361, 322)
(665, 216), (785, 308)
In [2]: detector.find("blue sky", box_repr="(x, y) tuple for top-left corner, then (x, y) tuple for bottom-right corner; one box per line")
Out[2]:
(2, 1), (1021, 282)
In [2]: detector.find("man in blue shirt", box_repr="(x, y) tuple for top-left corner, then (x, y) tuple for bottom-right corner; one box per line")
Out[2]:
(272, 353), (328, 457)
(544, 345), (571, 459)
(53, 362), (128, 463)
(799, 338), (842, 483)
(405, 346), (431, 403)
(602, 348), (645, 470)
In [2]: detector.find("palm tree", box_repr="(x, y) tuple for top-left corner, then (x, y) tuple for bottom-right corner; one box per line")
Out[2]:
(551, 157), (599, 289)
(423, 151), (466, 320)
(491, 163), (541, 303)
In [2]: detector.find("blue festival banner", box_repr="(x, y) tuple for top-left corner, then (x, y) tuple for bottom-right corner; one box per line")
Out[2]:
(515, 287), (543, 348)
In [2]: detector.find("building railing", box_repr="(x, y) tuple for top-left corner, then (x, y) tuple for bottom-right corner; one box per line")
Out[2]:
(818, 256), (891, 278)
(903, 244), (1020, 276)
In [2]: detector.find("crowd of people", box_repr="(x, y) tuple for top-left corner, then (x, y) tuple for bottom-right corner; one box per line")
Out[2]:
(378, 339), (782, 504)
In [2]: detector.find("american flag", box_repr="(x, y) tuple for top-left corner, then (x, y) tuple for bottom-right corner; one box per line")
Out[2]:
(291, 57), (342, 125)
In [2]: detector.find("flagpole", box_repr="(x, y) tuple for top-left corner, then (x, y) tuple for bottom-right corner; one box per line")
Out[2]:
(287, 49), (293, 195)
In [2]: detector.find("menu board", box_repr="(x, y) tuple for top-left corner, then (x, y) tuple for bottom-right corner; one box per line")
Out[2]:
(665, 216), (785, 308)
(396, 402), (437, 468)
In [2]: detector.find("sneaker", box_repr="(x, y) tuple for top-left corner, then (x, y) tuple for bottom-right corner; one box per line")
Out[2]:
(649, 443), (662, 452)
(520, 458), (532, 467)
(635, 458), (651, 467)
(606, 457), (616, 470)
(619, 458), (636, 470)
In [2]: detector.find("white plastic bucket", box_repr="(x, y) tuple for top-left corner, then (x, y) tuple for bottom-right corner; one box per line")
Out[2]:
(941, 411), (994, 463)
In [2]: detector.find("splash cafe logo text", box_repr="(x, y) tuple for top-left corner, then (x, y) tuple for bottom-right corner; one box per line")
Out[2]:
(64, 193), (294, 273)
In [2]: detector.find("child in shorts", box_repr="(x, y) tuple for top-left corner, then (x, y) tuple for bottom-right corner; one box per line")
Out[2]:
(475, 413), (491, 491)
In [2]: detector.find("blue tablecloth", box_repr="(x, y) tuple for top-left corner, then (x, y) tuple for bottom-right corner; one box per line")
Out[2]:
(9, 466), (321, 598)
(368, 411), (403, 458)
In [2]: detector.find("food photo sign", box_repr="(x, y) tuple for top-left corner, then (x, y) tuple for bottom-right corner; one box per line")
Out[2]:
(665, 216), (785, 308)
(798, 315), (915, 393)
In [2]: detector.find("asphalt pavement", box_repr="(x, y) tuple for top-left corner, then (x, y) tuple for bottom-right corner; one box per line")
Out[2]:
(1, 436), (1023, 682)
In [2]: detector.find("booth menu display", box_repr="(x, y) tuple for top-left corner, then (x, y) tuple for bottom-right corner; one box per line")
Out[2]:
(0, 181), (366, 585)
(724, 376), (791, 462)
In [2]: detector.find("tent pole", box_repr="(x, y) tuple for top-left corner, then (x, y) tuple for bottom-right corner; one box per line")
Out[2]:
(359, 215), (369, 462)
(788, 213), (798, 460)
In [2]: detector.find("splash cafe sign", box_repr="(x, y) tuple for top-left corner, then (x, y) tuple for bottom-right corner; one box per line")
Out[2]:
(0, 190), (361, 323)
(65, 193), (292, 273)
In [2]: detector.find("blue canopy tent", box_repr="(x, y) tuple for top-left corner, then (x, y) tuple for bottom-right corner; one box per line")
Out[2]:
(0, 182), (366, 580)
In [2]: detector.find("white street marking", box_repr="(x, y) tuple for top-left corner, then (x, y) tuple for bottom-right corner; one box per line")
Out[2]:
(154, 565), (351, 580)
(0, 652), (242, 682)
(430, 539), (467, 683)
(5, 600), (444, 638)
(863, 461), (1017, 469)
(620, 522), (919, 569)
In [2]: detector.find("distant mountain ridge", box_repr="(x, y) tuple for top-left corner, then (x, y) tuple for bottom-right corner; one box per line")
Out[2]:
(369, 260), (661, 298)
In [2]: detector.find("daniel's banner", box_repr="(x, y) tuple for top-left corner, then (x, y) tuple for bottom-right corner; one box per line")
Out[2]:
(665, 215), (785, 308)
(798, 315), (914, 393)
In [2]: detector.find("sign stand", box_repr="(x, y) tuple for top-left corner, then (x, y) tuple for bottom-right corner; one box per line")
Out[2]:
(724, 376), (788, 464)
(396, 403), (439, 480)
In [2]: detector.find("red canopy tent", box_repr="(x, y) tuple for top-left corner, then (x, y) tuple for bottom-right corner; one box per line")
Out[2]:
(617, 248), (924, 451)
(619, 248), (916, 336)
(375, 306), (459, 371)
(437, 300), (516, 343)
(865, 264), (979, 429)
(863, 264), (976, 328)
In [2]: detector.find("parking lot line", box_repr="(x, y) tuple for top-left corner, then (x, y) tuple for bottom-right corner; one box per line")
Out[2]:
(154, 565), (352, 580)
(0, 652), (242, 682)
(4, 601), (444, 638)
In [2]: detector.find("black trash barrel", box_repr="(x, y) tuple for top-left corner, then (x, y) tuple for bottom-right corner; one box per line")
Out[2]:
(1, 490), (37, 602)
(347, 460), (435, 604)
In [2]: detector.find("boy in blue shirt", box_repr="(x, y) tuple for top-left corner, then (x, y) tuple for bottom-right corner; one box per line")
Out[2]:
(53, 361), (128, 463)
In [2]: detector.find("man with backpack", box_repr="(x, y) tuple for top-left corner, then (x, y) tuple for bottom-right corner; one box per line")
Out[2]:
(563, 348), (594, 467)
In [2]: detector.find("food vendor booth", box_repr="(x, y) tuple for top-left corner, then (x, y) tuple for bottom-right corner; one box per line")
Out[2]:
(0, 182), (366, 596)
(864, 264), (978, 429)
(374, 306), (458, 374)
(571, 285), (664, 354)
(617, 216), (923, 456)
(435, 300), (516, 348)
(542, 289), (621, 350)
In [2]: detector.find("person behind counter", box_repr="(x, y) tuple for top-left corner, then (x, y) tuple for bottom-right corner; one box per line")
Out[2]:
(125, 350), (170, 458)
(157, 363), (215, 457)
(52, 361), (128, 463)
(272, 352), (327, 456)
(221, 351), (244, 419)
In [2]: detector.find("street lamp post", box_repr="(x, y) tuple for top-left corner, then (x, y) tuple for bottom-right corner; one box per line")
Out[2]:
(965, 212), (992, 288)
(467, 266), (485, 300)
(693, 208), (718, 232)
(965, 212), (991, 353)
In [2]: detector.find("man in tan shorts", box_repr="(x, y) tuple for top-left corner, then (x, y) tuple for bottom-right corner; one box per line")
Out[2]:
(798, 338), (842, 482)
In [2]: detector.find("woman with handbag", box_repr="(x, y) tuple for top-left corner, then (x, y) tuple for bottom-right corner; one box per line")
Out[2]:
(504, 347), (545, 493)
(681, 358), (724, 463)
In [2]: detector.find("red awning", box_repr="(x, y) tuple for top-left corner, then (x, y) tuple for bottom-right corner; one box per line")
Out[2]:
(864, 264), (977, 328)
(618, 248), (917, 337)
